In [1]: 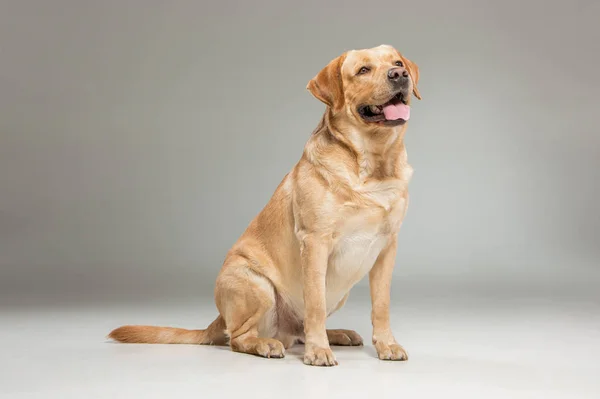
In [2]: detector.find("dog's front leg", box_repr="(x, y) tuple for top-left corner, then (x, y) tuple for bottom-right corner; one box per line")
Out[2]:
(300, 235), (337, 366)
(369, 236), (408, 361)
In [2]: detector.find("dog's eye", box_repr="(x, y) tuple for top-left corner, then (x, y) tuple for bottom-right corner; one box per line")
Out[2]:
(357, 66), (370, 75)
(395, 60), (403, 67)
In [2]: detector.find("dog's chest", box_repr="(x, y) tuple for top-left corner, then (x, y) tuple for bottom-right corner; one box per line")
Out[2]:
(324, 188), (407, 312)
(327, 227), (388, 292)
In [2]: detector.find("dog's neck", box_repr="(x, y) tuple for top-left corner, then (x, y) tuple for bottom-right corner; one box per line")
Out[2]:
(305, 110), (410, 183)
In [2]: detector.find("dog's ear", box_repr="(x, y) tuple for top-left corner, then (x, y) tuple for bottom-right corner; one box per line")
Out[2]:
(400, 54), (422, 100)
(307, 53), (347, 111)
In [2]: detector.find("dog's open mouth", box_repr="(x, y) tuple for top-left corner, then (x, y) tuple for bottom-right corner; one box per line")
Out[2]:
(358, 92), (410, 126)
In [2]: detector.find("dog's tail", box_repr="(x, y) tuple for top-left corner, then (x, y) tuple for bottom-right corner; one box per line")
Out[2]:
(108, 315), (227, 345)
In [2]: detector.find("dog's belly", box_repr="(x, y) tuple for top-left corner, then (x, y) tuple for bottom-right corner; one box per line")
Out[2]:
(325, 230), (389, 314)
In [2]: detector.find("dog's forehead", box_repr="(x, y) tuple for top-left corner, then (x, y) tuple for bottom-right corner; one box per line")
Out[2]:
(342, 45), (398, 72)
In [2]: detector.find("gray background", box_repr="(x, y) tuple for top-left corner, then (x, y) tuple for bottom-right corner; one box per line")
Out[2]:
(1, 0), (599, 308)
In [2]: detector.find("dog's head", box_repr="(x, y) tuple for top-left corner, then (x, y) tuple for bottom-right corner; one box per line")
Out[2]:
(307, 45), (421, 128)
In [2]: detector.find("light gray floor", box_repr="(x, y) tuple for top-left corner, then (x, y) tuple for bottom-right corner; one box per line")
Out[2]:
(2, 283), (599, 399)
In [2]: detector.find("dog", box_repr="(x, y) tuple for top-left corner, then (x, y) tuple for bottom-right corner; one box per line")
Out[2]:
(109, 44), (421, 367)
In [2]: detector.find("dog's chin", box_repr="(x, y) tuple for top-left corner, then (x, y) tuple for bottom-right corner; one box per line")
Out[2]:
(353, 115), (407, 129)
(356, 115), (407, 129)
(380, 119), (406, 127)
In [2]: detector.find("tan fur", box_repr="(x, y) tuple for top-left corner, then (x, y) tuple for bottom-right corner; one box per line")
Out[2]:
(108, 44), (421, 366)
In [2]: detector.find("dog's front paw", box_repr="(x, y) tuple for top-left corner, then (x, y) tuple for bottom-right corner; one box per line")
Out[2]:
(375, 342), (408, 361)
(303, 346), (338, 366)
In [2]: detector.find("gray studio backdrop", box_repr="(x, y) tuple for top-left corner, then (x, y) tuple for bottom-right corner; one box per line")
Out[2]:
(1, 0), (598, 306)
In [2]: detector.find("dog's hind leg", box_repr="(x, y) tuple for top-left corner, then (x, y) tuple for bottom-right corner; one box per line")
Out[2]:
(324, 293), (363, 346)
(215, 258), (285, 359)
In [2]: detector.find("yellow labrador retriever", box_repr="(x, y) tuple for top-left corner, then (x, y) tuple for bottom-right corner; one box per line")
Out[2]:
(109, 44), (421, 367)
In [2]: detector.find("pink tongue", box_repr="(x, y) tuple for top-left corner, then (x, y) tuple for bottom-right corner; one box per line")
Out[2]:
(382, 103), (410, 121)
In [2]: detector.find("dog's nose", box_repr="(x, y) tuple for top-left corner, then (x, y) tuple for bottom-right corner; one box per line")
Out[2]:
(388, 68), (409, 82)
